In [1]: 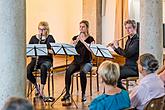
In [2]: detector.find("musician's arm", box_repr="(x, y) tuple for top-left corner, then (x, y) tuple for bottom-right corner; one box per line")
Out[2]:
(114, 39), (139, 58)
(81, 40), (94, 52)
(29, 36), (35, 44)
(71, 36), (79, 45)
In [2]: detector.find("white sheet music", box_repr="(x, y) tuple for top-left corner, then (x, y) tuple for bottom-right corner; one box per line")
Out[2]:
(26, 44), (48, 56)
(50, 43), (78, 55)
(90, 44), (113, 58)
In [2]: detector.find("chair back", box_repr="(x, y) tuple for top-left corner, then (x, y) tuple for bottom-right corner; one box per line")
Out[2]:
(144, 95), (165, 110)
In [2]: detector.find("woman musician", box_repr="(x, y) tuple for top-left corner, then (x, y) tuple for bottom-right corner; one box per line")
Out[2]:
(108, 19), (139, 90)
(27, 21), (55, 97)
(61, 20), (95, 103)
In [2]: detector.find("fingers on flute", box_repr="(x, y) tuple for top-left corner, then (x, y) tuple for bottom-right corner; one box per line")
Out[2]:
(107, 42), (114, 47)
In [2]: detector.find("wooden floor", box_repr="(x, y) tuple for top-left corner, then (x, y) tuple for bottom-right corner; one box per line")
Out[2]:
(26, 56), (129, 110)
(27, 72), (102, 110)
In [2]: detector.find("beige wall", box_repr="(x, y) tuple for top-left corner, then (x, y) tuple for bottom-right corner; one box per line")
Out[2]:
(83, 0), (96, 40)
(102, 0), (116, 45)
(26, 0), (82, 43)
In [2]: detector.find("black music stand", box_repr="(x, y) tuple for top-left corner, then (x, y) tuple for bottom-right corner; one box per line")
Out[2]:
(27, 44), (55, 102)
(50, 43), (78, 108)
(90, 44), (113, 91)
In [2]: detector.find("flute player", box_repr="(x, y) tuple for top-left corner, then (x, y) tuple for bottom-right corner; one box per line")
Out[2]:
(108, 19), (139, 90)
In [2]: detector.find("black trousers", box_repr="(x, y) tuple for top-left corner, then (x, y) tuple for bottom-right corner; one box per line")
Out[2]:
(117, 65), (138, 89)
(27, 59), (52, 85)
(65, 62), (92, 94)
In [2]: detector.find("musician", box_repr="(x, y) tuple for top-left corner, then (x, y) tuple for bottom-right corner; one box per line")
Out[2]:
(109, 19), (139, 89)
(61, 20), (95, 102)
(27, 21), (55, 97)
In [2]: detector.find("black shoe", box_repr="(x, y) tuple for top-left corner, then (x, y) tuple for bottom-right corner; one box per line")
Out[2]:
(82, 94), (86, 102)
(61, 93), (70, 101)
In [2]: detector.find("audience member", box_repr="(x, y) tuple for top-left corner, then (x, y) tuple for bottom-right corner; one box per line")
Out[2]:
(2, 97), (34, 110)
(89, 61), (130, 110)
(130, 53), (165, 110)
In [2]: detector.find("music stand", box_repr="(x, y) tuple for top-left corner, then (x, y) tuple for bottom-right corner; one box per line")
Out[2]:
(26, 44), (48, 57)
(90, 44), (113, 91)
(50, 43), (78, 108)
(26, 44), (48, 104)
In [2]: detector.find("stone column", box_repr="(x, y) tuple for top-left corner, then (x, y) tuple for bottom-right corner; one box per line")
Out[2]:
(0, 0), (26, 108)
(140, 0), (163, 65)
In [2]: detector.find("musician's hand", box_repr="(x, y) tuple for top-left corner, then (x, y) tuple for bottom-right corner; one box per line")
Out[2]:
(107, 42), (116, 50)
(107, 42), (114, 47)
(31, 56), (37, 58)
(48, 49), (54, 54)
(114, 40), (119, 48)
(79, 36), (85, 44)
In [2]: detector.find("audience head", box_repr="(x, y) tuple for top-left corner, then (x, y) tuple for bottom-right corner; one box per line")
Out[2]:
(98, 61), (120, 86)
(38, 21), (49, 36)
(79, 20), (89, 35)
(2, 97), (34, 110)
(139, 53), (159, 75)
(124, 19), (137, 36)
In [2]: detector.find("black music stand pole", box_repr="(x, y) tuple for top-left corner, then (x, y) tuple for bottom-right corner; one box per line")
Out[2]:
(26, 44), (48, 104)
(90, 44), (113, 91)
(50, 43), (78, 108)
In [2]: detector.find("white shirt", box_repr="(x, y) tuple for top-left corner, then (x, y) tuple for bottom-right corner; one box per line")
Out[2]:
(130, 73), (165, 110)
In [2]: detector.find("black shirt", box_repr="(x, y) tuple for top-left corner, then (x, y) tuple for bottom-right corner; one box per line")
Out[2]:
(29, 34), (55, 62)
(114, 34), (139, 66)
(72, 35), (94, 64)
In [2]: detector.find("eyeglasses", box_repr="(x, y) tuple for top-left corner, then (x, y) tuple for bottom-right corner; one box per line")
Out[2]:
(38, 28), (47, 31)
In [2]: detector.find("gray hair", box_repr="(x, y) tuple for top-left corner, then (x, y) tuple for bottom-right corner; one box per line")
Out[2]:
(140, 53), (159, 73)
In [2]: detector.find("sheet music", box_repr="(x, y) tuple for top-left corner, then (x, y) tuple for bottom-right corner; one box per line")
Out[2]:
(26, 44), (48, 56)
(50, 43), (78, 55)
(90, 44), (113, 58)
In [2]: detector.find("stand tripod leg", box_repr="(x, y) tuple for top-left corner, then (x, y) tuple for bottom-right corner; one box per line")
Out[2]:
(96, 57), (99, 91)
(51, 88), (66, 106)
(70, 95), (78, 109)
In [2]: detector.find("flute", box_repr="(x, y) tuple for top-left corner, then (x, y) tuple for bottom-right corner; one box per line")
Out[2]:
(107, 35), (129, 47)
(117, 35), (129, 41)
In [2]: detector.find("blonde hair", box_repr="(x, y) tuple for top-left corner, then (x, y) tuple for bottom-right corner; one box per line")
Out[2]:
(98, 61), (120, 86)
(38, 21), (50, 35)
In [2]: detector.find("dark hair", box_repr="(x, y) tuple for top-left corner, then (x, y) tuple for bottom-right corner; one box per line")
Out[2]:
(80, 20), (90, 35)
(2, 97), (34, 110)
(80, 20), (89, 28)
(124, 19), (137, 29)
(140, 53), (159, 73)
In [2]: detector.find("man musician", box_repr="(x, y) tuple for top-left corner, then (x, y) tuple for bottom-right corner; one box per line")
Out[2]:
(108, 19), (139, 90)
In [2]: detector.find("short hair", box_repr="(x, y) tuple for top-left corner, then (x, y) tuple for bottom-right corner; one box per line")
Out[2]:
(38, 21), (50, 35)
(2, 97), (34, 110)
(124, 19), (137, 29)
(98, 61), (120, 86)
(140, 53), (159, 73)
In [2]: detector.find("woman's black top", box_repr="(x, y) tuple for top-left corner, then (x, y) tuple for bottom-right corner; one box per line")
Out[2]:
(29, 35), (55, 62)
(72, 35), (94, 64)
